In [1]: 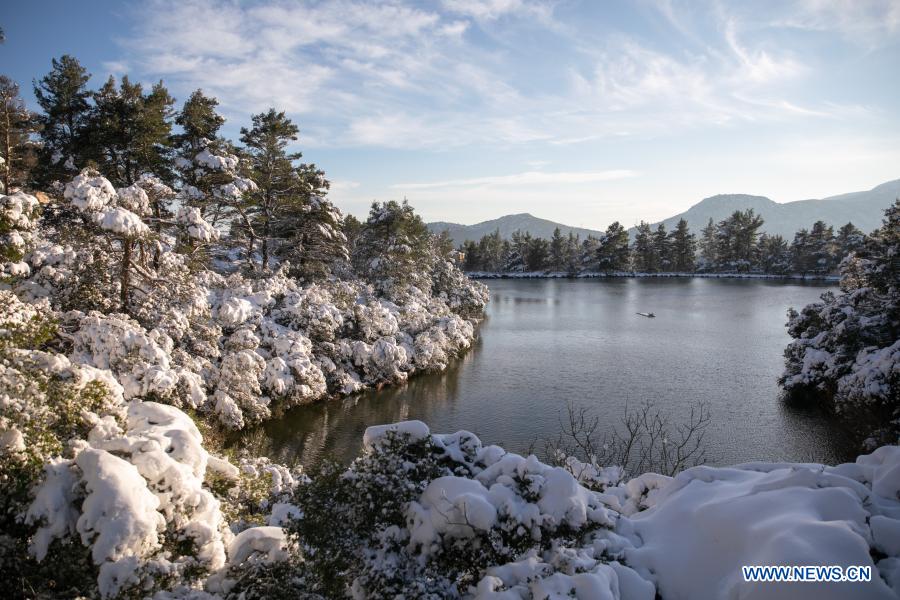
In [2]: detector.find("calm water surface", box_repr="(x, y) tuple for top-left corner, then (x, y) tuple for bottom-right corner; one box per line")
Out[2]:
(246, 279), (856, 468)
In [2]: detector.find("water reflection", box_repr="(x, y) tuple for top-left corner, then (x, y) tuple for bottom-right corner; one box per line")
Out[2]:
(240, 279), (856, 469)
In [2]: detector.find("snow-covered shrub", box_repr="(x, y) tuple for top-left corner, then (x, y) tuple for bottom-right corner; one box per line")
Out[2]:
(781, 200), (900, 446)
(0, 191), (41, 279)
(13, 398), (242, 597)
(431, 256), (490, 318)
(258, 422), (622, 598)
(9, 173), (485, 433)
(224, 422), (900, 599)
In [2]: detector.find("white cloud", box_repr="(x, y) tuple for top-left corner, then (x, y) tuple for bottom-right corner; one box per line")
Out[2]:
(774, 0), (900, 45)
(113, 0), (891, 152)
(329, 180), (361, 192)
(441, 0), (551, 21)
(391, 169), (637, 189)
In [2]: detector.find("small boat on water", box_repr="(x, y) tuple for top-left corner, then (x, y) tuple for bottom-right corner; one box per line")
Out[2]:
(636, 312), (656, 318)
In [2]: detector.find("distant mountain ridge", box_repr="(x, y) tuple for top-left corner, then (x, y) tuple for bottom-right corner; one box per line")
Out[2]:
(427, 179), (900, 244)
(428, 213), (605, 245)
(632, 179), (900, 240)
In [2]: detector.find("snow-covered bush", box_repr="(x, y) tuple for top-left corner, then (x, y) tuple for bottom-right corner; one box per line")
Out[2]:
(781, 200), (900, 447)
(0, 191), (40, 279)
(225, 421), (900, 600)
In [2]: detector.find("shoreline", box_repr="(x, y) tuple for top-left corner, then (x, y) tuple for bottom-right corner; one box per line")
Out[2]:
(467, 271), (840, 282)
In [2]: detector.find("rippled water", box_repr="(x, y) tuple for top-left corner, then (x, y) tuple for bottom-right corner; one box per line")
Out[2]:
(245, 278), (856, 468)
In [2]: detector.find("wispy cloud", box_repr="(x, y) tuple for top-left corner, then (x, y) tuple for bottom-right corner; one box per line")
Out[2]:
(392, 169), (637, 189)
(112, 0), (897, 152)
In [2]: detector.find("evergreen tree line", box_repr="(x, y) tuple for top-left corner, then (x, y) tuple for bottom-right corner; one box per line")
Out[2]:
(0, 55), (444, 287)
(460, 210), (869, 276)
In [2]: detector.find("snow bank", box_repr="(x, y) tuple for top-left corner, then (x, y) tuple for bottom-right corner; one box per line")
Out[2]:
(625, 459), (897, 599)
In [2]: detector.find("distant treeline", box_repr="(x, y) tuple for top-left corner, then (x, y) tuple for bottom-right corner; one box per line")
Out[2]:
(459, 210), (868, 275)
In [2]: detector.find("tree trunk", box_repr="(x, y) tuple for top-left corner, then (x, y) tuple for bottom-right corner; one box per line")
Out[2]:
(152, 200), (162, 269)
(261, 204), (270, 270)
(2, 104), (10, 193)
(120, 239), (132, 313)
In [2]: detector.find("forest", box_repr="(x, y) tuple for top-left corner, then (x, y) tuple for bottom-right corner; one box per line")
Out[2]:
(460, 215), (866, 275)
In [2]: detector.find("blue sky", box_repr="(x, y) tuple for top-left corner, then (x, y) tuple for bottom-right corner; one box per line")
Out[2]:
(3, 0), (900, 229)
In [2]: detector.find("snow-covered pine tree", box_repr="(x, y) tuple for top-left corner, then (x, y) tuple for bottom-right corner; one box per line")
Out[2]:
(781, 200), (900, 446)
(756, 233), (791, 274)
(0, 190), (40, 280)
(272, 164), (350, 281)
(238, 109), (305, 271)
(808, 220), (836, 274)
(836, 222), (866, 258)
(353, 199), (434, 298)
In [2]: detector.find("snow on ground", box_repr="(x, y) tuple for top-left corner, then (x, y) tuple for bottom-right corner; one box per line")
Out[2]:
(360, 421), (900, 600)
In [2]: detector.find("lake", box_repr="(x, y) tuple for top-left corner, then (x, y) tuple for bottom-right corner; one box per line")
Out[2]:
(247, 278), (856, 469)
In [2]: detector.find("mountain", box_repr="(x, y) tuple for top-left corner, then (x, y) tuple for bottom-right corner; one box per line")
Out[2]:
(428, 179), (900, 244)
(428, 213), (605, 245)
(633, 179), (900, 240)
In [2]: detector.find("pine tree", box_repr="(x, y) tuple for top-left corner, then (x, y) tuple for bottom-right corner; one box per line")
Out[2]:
(506, 230), (529, 272)
(808, 220), (835, 274)
(32, 55), (92, 187)
(579, 235), (601, 272)
(653, 223), (671, 272)
(433, 230), (455, 259)
(352, 200), (433, 297)
(790, 228), (813, 274)
(273, 164), (349, 281)
(549, 227), (566, 271)
(668, 218), (696, 272)
(715, 209), (763, 272)
(698, 217), (717, 271)
(0, 76), (37, 193)
(89, 76), (175, 186)
(462, 239), (481, 271)
(475, 229), (504, 272)
(756, 233), (791, 274)
(595, 221), (630, 272)
(632, 221), (656, 272)
(564, 231), (581, 274)
(836, 222), (866, 260)
(172, 90), (228, 218)
(525, 237), (549, 271)
(239, 109), (302, 270)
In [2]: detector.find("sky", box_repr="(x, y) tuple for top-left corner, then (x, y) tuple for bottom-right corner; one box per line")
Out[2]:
(3, 0), (900, 229)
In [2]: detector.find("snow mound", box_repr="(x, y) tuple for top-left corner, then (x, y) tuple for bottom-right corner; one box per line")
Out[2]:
(625, 453), (900, 599)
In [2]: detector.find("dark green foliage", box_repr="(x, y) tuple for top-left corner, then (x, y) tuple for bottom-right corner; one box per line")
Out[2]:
(698, 217), (717, 271)
(352, 200), (434, 296)
(285, 433), (453, 596)
(632, 221), (655, 272)
(239, 109), (304, 270)
(596, 221), (630, 272)
(756, 233), (791, 274)
(89, 76), (176, 186)
(714, 209), (764, 272)
(31, 55), (92, 187)
(668, 218), (696, 272)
